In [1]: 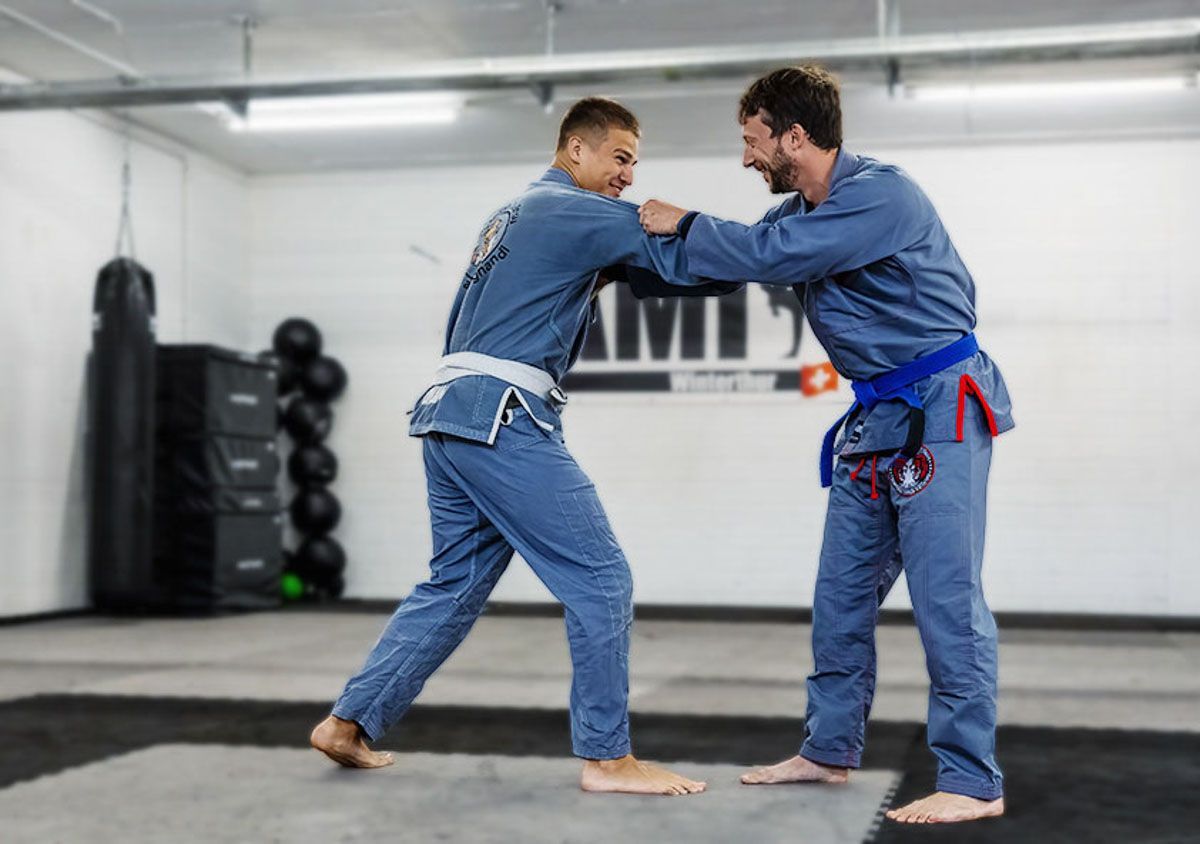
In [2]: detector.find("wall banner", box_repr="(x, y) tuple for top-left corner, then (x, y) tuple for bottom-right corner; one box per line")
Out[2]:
(563, 284), (838, 396)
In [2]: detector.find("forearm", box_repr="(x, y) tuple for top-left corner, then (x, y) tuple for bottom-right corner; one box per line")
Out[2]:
(684, 214), (815, 285)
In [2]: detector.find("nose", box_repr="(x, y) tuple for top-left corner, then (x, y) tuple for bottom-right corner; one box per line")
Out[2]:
(742, 146), (755, 168)
(619, 164), (633, 186)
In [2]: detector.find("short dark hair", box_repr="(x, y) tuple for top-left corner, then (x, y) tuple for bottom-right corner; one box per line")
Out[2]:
(556, 97), (640, 150)
(738, 65), (842, 150)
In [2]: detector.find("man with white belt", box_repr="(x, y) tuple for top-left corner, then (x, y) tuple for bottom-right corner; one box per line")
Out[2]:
(311, 97), (728, 795)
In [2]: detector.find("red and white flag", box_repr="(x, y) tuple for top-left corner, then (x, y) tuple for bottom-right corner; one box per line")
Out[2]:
(800, 362), (838, 397)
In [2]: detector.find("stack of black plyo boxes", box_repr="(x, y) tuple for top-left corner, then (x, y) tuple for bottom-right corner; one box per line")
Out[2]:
(155, 345), (283, 610)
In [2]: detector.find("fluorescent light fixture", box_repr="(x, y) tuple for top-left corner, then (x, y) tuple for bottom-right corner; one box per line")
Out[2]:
(908, 74), (1197, 102)
(216, 92), (462, 132)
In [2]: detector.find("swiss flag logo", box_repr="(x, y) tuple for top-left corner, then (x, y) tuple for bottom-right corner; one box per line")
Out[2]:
(800, 362), (838, 396)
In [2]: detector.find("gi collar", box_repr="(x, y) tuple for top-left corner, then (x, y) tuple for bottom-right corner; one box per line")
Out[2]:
(829, 147), (858, 190)
(540, 166), (577, 187)
(798, 147), (857, 211)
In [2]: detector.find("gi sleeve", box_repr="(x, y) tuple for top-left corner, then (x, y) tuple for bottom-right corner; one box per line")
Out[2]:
(685, 169), (927, 284)
(558, 194), (705, 287)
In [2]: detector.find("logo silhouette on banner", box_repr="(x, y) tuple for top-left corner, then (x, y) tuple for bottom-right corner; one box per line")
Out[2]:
(564, 285), (839, 396)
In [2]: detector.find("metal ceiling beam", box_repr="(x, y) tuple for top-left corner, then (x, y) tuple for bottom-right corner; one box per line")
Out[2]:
(0, 1), (139, 79)
(1, 17), (1197, 112)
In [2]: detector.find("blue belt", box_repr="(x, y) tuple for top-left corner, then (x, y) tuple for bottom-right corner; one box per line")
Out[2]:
(819, 333), (979, 487)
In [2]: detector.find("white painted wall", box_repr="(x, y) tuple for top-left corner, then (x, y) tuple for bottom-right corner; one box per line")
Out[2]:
(0, 95), (250, 618)
(6, 78), (1195, 619)
(248, 136), (1200, 617)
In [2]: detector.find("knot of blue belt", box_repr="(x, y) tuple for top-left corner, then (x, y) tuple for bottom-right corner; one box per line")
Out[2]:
(819, 333), (979, 488)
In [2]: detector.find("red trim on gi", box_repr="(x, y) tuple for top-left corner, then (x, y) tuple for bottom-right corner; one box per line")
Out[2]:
(956, 374), (999, 441)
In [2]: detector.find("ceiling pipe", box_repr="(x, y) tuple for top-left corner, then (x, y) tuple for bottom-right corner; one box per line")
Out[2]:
(0, 17), (1196, 112)
(876, 0), (903, 97)
(0, 2), (140, 79)
(70, 0), (124, 35)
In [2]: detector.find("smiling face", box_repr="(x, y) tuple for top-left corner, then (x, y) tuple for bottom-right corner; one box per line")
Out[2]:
(568, 128), (639, 198)
(741, 111), (799, 195)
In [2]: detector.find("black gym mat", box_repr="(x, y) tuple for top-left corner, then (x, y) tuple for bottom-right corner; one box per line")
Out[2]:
(2, 694), (1197, 843)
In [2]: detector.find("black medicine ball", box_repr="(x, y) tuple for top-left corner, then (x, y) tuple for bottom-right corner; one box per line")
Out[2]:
(273, 317), (323, 363)
(282, 397), (333, 443)
(294, 535), (347, 581)
(276, 355), (301, 395)
(288, 444), (339, 485)
(321, 574), (346, 599)
(290, 488), (342, 535)
(301, 355), (348, 402)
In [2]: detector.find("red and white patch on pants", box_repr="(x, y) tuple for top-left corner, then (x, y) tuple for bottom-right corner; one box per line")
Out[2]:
(890, 446), (936, 497)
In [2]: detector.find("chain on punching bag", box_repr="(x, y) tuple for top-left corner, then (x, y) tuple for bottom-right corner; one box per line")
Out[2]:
(89, 131), (160, 610)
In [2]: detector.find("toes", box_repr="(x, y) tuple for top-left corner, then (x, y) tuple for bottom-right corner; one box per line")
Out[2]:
(668, 777), (699, 794)
(888, 802), (925, 823)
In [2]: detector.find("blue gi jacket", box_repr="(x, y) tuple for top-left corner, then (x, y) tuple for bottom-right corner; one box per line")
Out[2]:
(683, 148), (1014, 455)
(409, 167), (702, 443)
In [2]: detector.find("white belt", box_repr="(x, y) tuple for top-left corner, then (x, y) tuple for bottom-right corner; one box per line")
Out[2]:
(433, 352), (567, 408)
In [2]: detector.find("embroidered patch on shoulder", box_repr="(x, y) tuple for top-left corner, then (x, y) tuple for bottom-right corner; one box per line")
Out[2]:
(464, 207), (515, 285)
(890, 446), (935, 497)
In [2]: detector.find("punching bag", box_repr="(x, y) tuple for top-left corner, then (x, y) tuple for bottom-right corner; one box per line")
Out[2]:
(89, 257), (158, 610)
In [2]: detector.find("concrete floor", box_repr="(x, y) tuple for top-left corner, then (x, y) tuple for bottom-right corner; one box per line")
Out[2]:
(1, 611), (1197, 731)
(1, 611), (1198, 843)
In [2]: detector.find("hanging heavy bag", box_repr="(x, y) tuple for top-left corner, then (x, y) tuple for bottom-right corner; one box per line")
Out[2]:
(89, 256), (159, 610)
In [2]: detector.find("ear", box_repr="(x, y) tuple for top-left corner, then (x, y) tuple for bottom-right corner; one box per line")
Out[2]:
(784, 124), (807, 153)
(567, 135), (585, 164)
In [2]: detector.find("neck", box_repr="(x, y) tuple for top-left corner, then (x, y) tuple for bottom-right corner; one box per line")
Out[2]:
(795, 146), (840, 206)
(551, 155), (582, 187)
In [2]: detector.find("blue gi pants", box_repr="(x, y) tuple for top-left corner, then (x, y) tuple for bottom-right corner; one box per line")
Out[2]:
(332, 408), (634, 760)
(801, 427), (1004, 801)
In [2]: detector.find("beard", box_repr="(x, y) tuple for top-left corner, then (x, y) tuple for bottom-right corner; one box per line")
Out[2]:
(765, 145), (798, 194)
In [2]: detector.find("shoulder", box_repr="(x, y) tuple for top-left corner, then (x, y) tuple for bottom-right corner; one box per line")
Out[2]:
(837, 156), (927, 209)
(525, 183), (638, 219)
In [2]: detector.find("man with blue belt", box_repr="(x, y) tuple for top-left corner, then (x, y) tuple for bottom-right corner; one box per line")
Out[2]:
(310, 97), (723, 796)
(639, 65), (1013, 823)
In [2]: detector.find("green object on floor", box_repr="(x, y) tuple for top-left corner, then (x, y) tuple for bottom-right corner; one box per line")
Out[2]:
(281, 573), (304, 601)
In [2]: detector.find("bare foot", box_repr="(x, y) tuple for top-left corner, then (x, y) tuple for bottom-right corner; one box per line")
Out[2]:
(886, 792), (1005, 824)
(580, 755), (707, 796)
(310, 715), (394, 769)
(740, 754), (849, 785)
